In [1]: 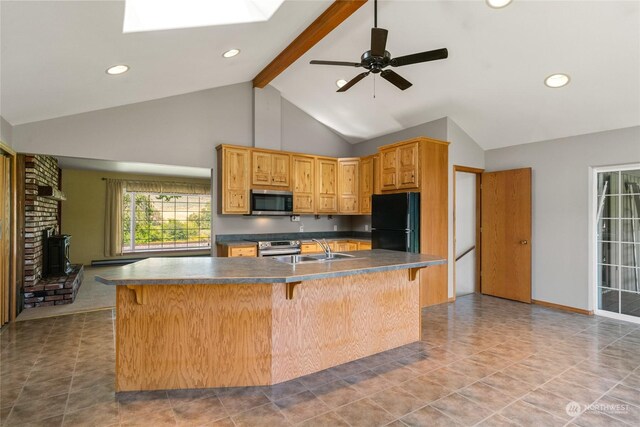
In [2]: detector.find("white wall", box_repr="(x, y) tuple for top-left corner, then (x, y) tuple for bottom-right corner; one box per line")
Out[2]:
(0, 116), (12, 147)
(282, 99), (354, 158)
(350, 117), (448, 158)
(485, 126), (640, 311)
(13, 83), (255, 168)
(455, 172), (476, 296)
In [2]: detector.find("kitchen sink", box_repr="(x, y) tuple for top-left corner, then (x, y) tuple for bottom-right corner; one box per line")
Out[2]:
(272, 253), (358, 264)
(272, 255), (319, 264)
(308, 253), (356, 260)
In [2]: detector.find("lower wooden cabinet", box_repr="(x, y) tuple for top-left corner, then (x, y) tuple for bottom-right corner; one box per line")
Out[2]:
(300, 240), (369, 254)
(217, 244), (257, 257)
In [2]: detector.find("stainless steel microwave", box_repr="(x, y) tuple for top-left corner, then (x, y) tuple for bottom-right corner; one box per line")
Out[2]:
(250, 190), (293, 216)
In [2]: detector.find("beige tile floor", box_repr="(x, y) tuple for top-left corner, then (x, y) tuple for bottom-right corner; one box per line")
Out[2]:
(1, 294), (639, 426)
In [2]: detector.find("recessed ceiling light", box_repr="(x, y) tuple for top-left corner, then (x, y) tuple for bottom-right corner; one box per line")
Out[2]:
(486, 0), (513, 8)
(222, 49), (240, 58)
(336, 79), (348, 89)
(106, 65), (129, 75)
(544, 73), (570, 88)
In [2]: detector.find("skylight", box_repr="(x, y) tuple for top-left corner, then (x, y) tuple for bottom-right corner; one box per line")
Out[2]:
(123, 0), (285, 33)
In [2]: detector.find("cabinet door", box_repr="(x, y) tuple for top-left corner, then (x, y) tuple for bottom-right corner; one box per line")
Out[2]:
(380, 148), (397, 191)
(316, 158), (338, 213)
(222, 147), (250, 214)
(229, 246), (257, 257)
(358, 241), (372, 250)
(301, 243), (319, 254)
(359, 157), (373, 214)
(292, 155), (314, 213)
(270, 153), (290, 187)
(397, 143), (419, 189)
(251, 151), (272, 187)
(338, 159), (359, 214)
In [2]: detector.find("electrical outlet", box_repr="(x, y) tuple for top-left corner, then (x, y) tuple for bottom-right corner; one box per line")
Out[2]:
(290, 215), (300, 222)
(299, 225), (304, 232)
(364, 225), (369, 231)
(333, 225), (338, 231)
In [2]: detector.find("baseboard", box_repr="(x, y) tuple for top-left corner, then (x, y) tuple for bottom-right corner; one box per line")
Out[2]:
(448, 296), (455, 303)
(532, 299), (593, 316)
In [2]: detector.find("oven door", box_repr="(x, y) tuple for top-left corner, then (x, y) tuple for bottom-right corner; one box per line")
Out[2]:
(251, 190), (293, 215)
(259, 248), (302, 257)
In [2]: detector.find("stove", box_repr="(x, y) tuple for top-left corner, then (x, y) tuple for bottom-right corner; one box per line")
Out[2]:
(245, 240), (301, 257)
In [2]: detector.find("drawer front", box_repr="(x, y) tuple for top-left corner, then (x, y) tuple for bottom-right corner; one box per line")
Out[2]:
(229, 246), (257, 257)
(358, 242), (372, 250)
(301, 243), (320, 254)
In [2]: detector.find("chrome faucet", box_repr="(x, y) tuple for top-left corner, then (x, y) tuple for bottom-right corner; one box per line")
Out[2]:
(312, 239), (333, 259)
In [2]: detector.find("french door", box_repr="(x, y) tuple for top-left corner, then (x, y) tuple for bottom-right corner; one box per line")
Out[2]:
(594, 165), (640, 322)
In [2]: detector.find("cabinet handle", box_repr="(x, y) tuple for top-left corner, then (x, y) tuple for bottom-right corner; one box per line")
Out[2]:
(520, 240), (528, 245)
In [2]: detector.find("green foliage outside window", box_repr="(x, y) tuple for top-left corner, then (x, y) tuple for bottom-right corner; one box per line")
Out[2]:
(122, 192), (211, 251)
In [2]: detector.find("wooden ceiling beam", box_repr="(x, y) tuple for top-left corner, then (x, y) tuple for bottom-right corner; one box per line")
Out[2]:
(252, 0), (368, 89)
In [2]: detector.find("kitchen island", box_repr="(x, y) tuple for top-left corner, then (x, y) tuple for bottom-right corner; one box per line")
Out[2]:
(96, 249), (446, 392)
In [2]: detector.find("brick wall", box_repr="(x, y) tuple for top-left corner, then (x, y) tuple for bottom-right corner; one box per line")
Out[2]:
(22, 155), (61, 307)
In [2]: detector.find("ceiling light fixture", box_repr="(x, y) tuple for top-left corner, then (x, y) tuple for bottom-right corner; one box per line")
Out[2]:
(544, 73), (570, 88)
(222, 49), (240, 58)
(106, 65), (129, 75)
(486, 0), (513, 9)
(336, 79), (348, 89)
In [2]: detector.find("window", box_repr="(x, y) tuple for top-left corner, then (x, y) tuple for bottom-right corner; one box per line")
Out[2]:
(122, 192), (211, 252)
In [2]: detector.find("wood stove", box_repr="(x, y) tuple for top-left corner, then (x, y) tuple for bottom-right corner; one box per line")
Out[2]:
(44, 232), (72, 276)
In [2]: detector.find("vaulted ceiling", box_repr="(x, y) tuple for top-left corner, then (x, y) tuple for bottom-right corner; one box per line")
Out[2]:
(2, 1), (639, 150)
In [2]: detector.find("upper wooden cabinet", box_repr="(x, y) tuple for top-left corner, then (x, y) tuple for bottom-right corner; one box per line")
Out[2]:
(338, 158), (359, 214)
(359, 156), (374, 214)
(292, 155), (315, 214)
(251, 150), (290, 188)
(379, 141), (420, 192)
(217, 145), (250, 214)
(316, 157), (338, 213)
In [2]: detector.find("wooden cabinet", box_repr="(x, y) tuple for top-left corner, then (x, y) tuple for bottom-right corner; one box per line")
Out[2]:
(301, 240), (368, 254)
(217, 244), (257, 257)
(217, 145), (250, 214)
(338, 158), (359, 214)
(316, 157), (338, 213)
(397, 143), (419, 189)
(252, 150), (290, 188)
(379, 141), (420, 192)
(292, 155), (315, 213)
(358, 241), (372, 250)
(300, 242), (319, 254)
(380, 147), (397, 191)
(359, 156), (374, 214)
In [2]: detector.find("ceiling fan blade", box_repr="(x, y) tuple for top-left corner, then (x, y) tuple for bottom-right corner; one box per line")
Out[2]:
(370, 27), (388, 57)
(390, 48), (448, 67)
(337, 72), (370, 92)
(310, 60), (362, 67)
(380, 70), (412, 90)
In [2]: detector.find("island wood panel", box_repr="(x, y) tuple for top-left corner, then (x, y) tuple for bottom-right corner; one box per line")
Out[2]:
(115, 269), (419, 391)
(270, 269), (419, 383)
(115, 284), (274, 391)
(418, 139), (450, 307)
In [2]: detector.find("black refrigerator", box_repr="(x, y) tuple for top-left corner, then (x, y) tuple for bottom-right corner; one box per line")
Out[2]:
(371, 192), (420, 253)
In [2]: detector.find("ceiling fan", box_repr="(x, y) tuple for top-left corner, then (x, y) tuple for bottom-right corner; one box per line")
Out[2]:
(310, 0), (448, 92)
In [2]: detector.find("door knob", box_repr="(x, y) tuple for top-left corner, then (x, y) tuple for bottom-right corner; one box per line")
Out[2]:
(520, 240), (528, 245)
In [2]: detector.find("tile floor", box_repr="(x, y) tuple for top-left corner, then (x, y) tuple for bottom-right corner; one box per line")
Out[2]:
(1, 294), (640, 426)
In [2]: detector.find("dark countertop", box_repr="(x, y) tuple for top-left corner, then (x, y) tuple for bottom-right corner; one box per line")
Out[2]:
(95, 249), (446, 285)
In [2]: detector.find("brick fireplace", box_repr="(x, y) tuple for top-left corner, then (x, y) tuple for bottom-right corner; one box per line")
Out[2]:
(21, 154), (83, 308)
